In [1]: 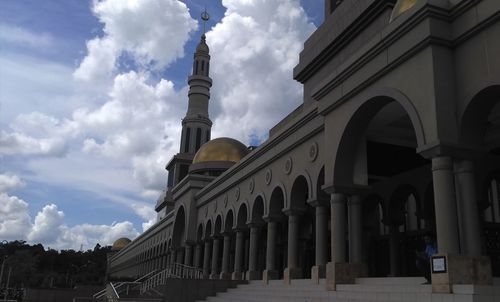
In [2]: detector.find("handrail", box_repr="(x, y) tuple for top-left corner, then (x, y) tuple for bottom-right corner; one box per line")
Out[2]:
(139, 263), (204, 294)
(92, 270), (159, 301)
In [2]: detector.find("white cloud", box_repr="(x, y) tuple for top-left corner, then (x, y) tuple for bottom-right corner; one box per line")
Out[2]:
(207, 0), (315, 142)
(0, 173), (139, 250)
(0, 193), (32, 241)
(74, 0), (197, 83)
(0, 23), (53, 49)
(0, 174), (25, 192)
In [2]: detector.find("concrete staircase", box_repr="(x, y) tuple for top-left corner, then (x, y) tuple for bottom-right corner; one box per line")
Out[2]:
(199, 277), (500, 302)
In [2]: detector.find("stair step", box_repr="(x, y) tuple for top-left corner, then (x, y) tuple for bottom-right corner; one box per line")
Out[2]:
(354, 277), (426, 285)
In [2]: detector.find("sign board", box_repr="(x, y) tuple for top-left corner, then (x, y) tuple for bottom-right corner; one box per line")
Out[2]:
(431, 256), (447, 273)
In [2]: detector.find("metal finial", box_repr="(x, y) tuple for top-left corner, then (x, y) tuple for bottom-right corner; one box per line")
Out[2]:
(201, 6), (210, 34)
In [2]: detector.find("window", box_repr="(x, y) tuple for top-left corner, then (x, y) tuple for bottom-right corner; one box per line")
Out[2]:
(206, 130), (211, 142)
(195, 128), (202, 151)
(195, 61), (199, 74)
(184, 128), (191, 153)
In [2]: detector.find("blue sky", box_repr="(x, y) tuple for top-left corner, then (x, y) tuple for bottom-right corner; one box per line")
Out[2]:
(0, 0), (322, 250)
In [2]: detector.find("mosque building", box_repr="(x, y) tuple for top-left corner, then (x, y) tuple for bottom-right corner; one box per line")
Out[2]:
(107, 0), (500, 298)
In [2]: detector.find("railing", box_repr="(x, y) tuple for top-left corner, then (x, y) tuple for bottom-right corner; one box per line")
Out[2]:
(140, 263), (203, 294)
(106, 283), (119, 302)
(92, 270), (158, 302)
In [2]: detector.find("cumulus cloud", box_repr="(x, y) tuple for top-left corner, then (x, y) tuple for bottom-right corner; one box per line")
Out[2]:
(0, 194), (32, 241)
(74, 0), (197, 82)
(207, 0), (315, 142)
(0, 173), (139, 249)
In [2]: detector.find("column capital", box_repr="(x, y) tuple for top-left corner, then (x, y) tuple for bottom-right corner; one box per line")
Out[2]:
(322, 183), (370, 195)
(247, 221), (265, 228)
(454, 159), (475, 174)
(417, 141), (486, 159)
(307, 198), (329, 208)
(282, 208), (305, 216)
(432, 156), (454, 171)
(262, 214), (284, 223)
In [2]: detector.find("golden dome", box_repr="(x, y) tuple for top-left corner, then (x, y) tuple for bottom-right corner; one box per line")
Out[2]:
(192, 137), (249, 164)
(390, 0), (418, 22)
(111, 238), (131, 251)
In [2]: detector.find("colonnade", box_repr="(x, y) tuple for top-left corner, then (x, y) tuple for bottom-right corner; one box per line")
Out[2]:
(130, 156), (484, 281)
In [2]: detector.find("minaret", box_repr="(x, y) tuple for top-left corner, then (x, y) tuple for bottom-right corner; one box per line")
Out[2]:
(158, 10), (214, 216)
(179, 33), (213, 155)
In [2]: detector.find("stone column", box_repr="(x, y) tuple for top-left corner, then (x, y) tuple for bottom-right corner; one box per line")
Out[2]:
(311, 203), (328, 281)
(210, 237), (221, 279)
(348, 195), (363, 263)
(454, 159), (482, 256)
(389, 225), (399, 276)
(184, 244), (193, 266)
(220, 233), (232, 279)
(232, 230), (245, 280)
(247, 224), (261, 280)
(284, 211), (302, 283)
(194, 243), (203, 268)
(432, 156), (460, 253)
(176, 248), (184, 264)
(330, 193), (347, 263)
(263, 219), (279, 281)
(203, 240), (212, 278)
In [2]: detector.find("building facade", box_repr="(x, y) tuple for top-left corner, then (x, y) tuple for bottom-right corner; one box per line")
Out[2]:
(108, 0), (500, 291)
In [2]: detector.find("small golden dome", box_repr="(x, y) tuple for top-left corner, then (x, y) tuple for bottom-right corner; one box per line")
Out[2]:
(390, 0), (418, 22)
(111, 238), (131, 251)
(192, 137), (249, 164)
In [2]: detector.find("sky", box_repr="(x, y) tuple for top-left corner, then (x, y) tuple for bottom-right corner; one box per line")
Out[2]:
(0, 0), (322, 250)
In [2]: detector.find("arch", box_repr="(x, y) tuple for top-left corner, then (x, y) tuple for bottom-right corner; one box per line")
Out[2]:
(363, 194), (387, 235)
(172, 206), (186, 248)
(251, 195), (265, 224)
(333, 89), (425, 186)
(289, 174), (310, 210)
(460, 85), (500, 146)
(316, 166), (329, 204)
(388, 184), (420, 229)
(204, 219), (212, 239)
(236, 202), (248, 228)
(214, 215), (223, 236)
(197, 224), (204, 242)
(224, 209), (234, 232)
(481, 170), (500, 223)
(268, 185), (286, 219)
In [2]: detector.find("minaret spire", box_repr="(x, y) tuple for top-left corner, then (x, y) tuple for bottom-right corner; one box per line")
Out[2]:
(164, 9), (214, 192)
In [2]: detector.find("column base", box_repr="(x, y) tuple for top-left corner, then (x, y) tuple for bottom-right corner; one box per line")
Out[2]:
(262, 270), (279, 284)
(210, 273), (220, 280)
(311, 265), (326, 284)
(326, 262), (367, 291)
(232, 271), (243, 280)
(219, 272), (232, 280)
(246, 270), (261, 280)
(431, 253), (492, 293)
(283, 267), (302, 284)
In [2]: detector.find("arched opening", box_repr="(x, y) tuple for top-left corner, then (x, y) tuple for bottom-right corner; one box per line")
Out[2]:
(290, 175), (314, 278)
(333, 92), (429, 278)
(460, 85), (500, 276)
(388, 185), (424, 277)
(363, 194), (388, 276)
(251, 197), (266, 274)
(196, 224), (204, 269)
(172, 206), (186, 249)
(236, 203), (249, 272)
(224, 210), (235, 272)
(269, 186), (286, 278)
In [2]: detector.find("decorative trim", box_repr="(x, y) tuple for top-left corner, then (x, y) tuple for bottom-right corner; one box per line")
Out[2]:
(265, 169), (272, 185)
(284, 157), (293, 175)
(308, 142), (318, 162)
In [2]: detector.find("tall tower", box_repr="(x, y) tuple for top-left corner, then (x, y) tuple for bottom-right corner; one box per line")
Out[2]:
(179, 33), (213, 155)
(158, 11), (214, 218)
